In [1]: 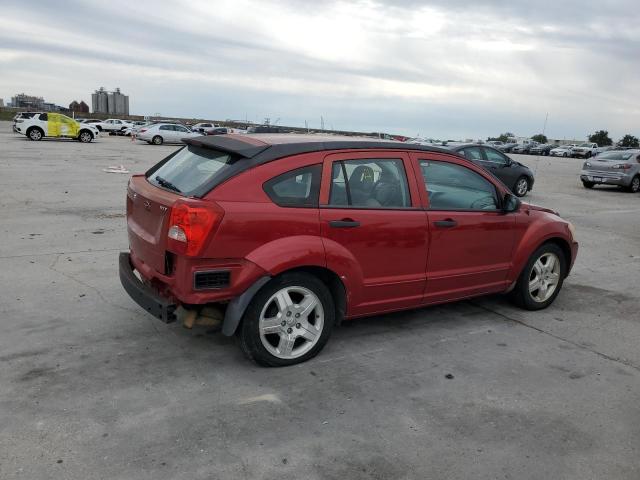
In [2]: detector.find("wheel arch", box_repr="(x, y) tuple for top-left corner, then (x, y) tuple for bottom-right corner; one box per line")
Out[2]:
(79, 128), (94, 139)
(26, 125), (44, 136)
(511, 234), (573, 284)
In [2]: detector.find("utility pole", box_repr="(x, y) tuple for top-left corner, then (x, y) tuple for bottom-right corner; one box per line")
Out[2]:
(320, 116), (324, 130)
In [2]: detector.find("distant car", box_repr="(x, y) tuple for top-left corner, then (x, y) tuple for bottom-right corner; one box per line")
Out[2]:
(550, 146), (573, 157)
(247, 125), (283, 133)
(572, 143), (598, 159)
(511, 142), (538, 155)
(14, 112), (98, 142)
(445, 144), (535, 197)
(580, 149), (640, 192)
(498, 142), (518, 153)
(123, 121), (148, 136)
(205, 127), (233, 135)
(12, 112), (38, 132)
(101, 119), (133, 134)
(529, 144), (553, 156)
(486, 141), (504, 148)
(79, 119), (106, 131)
(136, 123), (202, 145)
(191, 122), (216, 133)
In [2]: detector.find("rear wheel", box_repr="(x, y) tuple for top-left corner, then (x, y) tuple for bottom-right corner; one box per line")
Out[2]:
(585, 152), (592, 159)
(582, 181), (594, 189)
(152, 135), (163, 145)
(510, 243), (566, 310)
(514, 176), (530, 197)
(27, 127), (43, 141)
(78, 130), (93, 143)
(628, 175), (640, 193)
(239, 272), (334, 367)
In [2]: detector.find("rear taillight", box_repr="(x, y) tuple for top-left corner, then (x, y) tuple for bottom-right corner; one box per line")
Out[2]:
(613, 163), (632, 170)
(139, 128), (147, 133)
(167, 201), (224, 256)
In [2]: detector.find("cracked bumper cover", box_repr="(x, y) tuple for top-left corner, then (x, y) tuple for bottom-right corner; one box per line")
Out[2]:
(119, 252), (177, 323)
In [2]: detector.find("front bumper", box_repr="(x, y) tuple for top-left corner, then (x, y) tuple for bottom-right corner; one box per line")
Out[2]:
(119, 252), (177, 323)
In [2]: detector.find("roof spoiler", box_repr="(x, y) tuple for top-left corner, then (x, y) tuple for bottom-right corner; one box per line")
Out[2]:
(184, 135), (270, 158)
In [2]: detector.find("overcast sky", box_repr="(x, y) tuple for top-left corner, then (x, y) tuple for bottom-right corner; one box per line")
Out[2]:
(1, 0), (639, 139)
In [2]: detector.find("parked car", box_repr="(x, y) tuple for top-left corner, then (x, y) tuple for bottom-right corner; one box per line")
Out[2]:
(14, 112), (98, 142)
(191, 122), (216, 133)
(529, 144), (553, 156)
(571, 143), (598, 158)
(136, 123), (202, 145)
(206, 127), (233, 135)
(119, 134), (577, 366)
(550, 145), (573, 157)
(101, 118), (133, 134)
(580, 149), (640, 192)
(511, 142), (538, 154)
(498, 142), (518, 153)
(445, 144), (535, 197)
(123, 121), (148, 136)
(12, 112), (38, 132)
(486, 141), (504, 148)
(79, 119), (107, 131)
(247, 125), (283, 133)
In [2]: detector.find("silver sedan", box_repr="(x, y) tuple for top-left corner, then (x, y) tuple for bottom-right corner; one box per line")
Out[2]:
(580, 149), (640, 192)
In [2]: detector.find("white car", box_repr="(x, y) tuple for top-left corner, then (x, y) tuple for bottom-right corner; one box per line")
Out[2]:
(101, 118), (133, 134)
(191, 122), (216, 133)
(123, 121), (149, 136)
(136, 123), (202, 145)
(571, 143), (599, 159)
(15, 112), (99, 142)
(550, 145), (573, 157)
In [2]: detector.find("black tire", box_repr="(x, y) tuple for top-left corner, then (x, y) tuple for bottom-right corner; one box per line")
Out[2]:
(96, 126), (102, 132)
(513, 176), (530, 197)
(585, 152), (592, 159)
(239, 272), (335, 367)
(510, 243), (566, 311)
(563, 153), (568, 157)
(628, 175), (640, 193)
(582, 181), (594, 189)
(78, 130), (93, 143)
(152, 135), (163, 145)
(27, 127), (43, 141)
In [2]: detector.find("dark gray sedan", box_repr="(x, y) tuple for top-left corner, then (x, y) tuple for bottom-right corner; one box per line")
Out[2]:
(580, 149), (640, 192)
(445, 144), (535, 197)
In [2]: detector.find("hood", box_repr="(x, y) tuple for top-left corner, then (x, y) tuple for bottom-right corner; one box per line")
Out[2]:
(523, 203), (559, 216)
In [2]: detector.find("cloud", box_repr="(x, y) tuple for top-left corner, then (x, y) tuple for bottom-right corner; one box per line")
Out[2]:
(1, 0), (639, 139)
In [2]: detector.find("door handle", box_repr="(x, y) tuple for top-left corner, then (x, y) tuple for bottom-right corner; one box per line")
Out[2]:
(434, 219), (457, 228)
(329, 219), (360, 228)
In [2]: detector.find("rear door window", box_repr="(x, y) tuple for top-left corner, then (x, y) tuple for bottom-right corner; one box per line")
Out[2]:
(147, 146), (237, 196)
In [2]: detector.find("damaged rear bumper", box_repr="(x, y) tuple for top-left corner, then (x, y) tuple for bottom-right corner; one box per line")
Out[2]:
(119, 252), (177, 323)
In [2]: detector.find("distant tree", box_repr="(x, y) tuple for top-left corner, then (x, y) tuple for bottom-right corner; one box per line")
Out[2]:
(618, 134), (639, 148)
(588, 130), (612, 146)
(531, 133), (548, 143)
(487, 132), (514, 143)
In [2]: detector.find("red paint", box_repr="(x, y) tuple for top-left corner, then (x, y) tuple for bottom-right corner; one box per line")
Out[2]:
(126, 146), (578, 317)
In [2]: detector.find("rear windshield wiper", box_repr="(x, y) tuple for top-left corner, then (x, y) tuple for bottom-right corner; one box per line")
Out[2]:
(155, 175), (181, 193)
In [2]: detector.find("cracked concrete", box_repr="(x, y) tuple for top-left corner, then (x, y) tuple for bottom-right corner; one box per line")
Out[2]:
(1, 124), (639, 479)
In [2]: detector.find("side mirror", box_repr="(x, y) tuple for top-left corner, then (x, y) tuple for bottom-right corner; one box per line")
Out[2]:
(503, 193), (521, 213)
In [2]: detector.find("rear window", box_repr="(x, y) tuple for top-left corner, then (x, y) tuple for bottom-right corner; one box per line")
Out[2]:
(597, 151), (635, 161)
(147, 145), (236, 196)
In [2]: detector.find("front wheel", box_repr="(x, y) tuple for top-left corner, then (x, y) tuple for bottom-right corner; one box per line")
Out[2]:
(514, 176), (530, 197)
(628, 176), (640, 193)
(510, 243), (566, 310)
(239, 272), (334, 367)
(582, 181), (594, 189)
(152, 135), (163, 145)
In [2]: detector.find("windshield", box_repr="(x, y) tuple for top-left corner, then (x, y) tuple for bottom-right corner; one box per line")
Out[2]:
(147, 145), (236, 196)
(596, 151), (635, 161)
(579, 143), (592, 147)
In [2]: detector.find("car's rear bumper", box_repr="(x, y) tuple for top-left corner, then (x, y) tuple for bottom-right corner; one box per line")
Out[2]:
(119, 252), (177, 323)
(580, 171), (630, 187)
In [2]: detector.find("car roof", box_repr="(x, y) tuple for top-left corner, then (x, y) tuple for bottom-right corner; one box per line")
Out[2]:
(184, 133), (453, 161)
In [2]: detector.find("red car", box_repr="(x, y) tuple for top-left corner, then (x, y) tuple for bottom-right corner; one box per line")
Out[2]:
(120, 135), (578, 366)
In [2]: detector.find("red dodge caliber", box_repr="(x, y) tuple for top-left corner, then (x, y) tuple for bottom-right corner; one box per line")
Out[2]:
(120, 134), (578, 366)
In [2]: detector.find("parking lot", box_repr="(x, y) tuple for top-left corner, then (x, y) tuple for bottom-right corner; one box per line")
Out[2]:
(1, 121), (639, 479)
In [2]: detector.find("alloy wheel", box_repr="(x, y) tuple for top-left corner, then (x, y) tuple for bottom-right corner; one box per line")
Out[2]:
(516, 178), (529, 196)
(258, 286), (324, 360)
(528, 252), (561, 303)
(631, 177), (640, 193)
